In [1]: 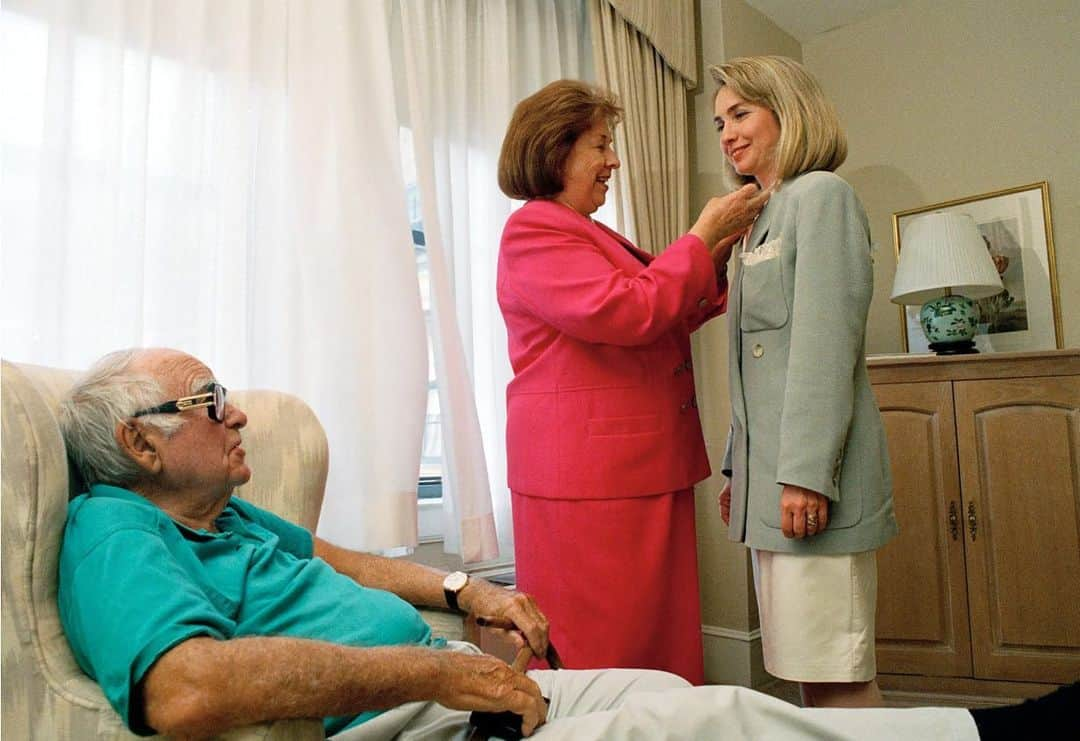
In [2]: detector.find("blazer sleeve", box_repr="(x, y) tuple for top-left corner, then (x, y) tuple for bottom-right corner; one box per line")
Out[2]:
(688, 265), (729, 332)
(499, 209), (721, 346)
(775, 176), (873, 499)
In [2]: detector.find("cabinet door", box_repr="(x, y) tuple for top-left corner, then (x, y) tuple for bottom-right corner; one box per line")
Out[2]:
(873, 382), (972, 676)
(955, 375), (1080, 683)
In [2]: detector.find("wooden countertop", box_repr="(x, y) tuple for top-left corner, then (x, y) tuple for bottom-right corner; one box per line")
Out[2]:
(866, 348), (1080, 384)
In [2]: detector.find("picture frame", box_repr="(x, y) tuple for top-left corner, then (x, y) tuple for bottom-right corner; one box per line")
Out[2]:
(892, 181), (1063, 353)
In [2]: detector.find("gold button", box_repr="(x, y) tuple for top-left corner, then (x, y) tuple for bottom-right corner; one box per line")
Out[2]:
(752, 344), (764, 358)
(698, 298), (708, 309)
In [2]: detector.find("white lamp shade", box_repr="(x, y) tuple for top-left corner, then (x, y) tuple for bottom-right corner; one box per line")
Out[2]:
(890, 211), (1004, 305)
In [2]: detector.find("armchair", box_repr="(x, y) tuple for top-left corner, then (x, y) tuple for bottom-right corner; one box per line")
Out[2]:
(3, 359), (326, 739)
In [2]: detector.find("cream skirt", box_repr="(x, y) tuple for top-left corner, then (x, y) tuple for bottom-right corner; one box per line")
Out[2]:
(751, 549), (878, 683)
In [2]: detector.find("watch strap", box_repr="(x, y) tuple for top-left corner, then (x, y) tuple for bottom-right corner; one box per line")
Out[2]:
(444, 585), (462, 613)
(443, 572), (469, 613)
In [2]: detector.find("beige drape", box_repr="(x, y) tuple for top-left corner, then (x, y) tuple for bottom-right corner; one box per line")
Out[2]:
(604, 0), (698, 85)
(590, 0), (697, 255)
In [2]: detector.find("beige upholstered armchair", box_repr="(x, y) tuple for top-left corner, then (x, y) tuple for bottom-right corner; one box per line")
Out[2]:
(1, 359), (329, 739)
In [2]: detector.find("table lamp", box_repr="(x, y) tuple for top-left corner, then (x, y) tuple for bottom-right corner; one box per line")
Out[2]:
(891, 211), (1004, 354)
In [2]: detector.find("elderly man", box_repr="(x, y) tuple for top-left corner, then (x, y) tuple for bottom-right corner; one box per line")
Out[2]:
(57, 348), (1067, 740)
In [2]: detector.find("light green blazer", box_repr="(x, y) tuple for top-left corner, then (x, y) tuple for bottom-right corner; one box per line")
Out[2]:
(721, 171), (897, 554)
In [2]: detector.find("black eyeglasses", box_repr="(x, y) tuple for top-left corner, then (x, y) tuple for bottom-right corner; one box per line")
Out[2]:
(132, 382), (228, 423)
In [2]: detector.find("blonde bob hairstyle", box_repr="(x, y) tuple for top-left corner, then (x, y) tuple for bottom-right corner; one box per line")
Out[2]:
(498, 79), (622, 201)
(709, 56), (846, 188)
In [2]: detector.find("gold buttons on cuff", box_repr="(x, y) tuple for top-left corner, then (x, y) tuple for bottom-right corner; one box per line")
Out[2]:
(751, 344), (764, 358)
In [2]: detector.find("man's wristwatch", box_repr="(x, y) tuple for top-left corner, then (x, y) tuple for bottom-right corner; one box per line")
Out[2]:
(443, 571), (470, 613)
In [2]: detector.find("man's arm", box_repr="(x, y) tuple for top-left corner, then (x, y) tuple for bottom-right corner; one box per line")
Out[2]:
(314, 537), (550, 656)
(142, 635), (548, 738)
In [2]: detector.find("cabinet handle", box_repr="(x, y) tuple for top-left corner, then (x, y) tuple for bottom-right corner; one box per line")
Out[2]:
(948, 501), (959, 540)
(967, 502), (977, 542)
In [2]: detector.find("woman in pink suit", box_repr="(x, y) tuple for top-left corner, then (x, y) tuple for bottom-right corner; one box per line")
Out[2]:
(496, 80), (768, 683)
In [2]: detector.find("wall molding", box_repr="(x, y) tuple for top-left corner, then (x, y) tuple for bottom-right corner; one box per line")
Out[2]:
(702, 624), (761, 643)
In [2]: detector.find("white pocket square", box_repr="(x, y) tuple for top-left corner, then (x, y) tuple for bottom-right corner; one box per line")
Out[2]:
(739, 236), (782, 266)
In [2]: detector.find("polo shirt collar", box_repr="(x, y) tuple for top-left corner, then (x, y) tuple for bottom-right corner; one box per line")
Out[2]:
(86, 484), (240, 539)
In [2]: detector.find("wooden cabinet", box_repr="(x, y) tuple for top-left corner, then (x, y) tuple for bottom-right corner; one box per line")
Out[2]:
(869, 350), (1080, 688)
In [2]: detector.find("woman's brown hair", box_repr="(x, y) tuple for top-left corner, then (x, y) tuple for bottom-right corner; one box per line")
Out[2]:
(498, 80), (623, 200)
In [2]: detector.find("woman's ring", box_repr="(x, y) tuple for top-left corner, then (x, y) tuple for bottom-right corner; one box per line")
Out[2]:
(807, 513), (819, 529)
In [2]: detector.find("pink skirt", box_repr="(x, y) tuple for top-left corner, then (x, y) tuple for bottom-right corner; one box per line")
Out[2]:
(512, 488), (705, 684)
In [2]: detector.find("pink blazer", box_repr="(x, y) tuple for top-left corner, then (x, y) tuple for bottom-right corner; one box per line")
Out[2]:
(497, 199), (727, 500)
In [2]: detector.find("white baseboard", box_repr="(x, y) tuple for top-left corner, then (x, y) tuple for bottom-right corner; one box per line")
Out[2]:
(702, 624), (761, 642)
(701, 623), (770, 688)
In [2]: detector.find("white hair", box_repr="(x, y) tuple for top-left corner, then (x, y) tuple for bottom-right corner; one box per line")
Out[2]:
(59, 349), (187, 488)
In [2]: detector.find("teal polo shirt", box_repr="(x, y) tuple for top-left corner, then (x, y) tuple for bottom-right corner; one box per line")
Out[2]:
(58, 485), (435, 736)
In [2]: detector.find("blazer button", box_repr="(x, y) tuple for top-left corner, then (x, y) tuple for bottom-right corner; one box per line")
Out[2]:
(674, 364), (684, 376)
(752, 344), (764, 358)
(680, 401), (689, 413)
(697, 297), (709, 309)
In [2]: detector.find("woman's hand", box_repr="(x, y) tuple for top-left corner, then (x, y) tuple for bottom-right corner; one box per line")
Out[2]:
(690, 183), (770, 247)
(780, 484), (829, 539)
(711, 232), (743, 281)
(718, 481), (732, 525)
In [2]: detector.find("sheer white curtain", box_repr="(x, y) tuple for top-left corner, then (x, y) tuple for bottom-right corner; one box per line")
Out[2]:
(0, 0), (428, 552)
(394, 0), (591, 563)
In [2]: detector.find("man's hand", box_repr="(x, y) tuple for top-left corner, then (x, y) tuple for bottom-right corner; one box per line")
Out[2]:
(432, 651), (548, 736)
(718, 481), (732, 526)
(460, 580), (550, 659)
(780, 484), (829, 538)
(142, 636), (549, 738)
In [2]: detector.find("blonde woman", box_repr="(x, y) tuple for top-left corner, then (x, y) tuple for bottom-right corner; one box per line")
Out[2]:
(712, 56), (897, 708)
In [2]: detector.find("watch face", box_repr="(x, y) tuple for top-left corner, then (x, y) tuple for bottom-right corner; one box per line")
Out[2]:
(444, 571), (468, 591)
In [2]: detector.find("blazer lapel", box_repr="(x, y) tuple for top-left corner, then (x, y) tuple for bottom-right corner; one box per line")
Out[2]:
(591, 219), (653, 269)
(743, 194), (776, 251)
(728, 196), (776, 433)
(730, 259), (749, 425)
(729, 186), (785, 428)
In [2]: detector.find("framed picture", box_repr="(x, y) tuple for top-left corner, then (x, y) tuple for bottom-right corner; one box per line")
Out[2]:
(893, 181), (1063, 353)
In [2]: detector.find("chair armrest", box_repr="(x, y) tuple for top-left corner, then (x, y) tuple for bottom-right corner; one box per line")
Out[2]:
(418, 606), (465, 642)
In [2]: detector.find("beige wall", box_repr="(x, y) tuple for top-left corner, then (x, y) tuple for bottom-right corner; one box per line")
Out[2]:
(804, 0), (1080, 353)
(689, 0), (799, 686)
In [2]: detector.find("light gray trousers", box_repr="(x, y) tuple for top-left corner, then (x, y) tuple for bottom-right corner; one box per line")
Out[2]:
(333, 642), (978, 741)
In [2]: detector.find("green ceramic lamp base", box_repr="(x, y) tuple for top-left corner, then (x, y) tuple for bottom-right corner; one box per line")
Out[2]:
(919, 294), (981, 355)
